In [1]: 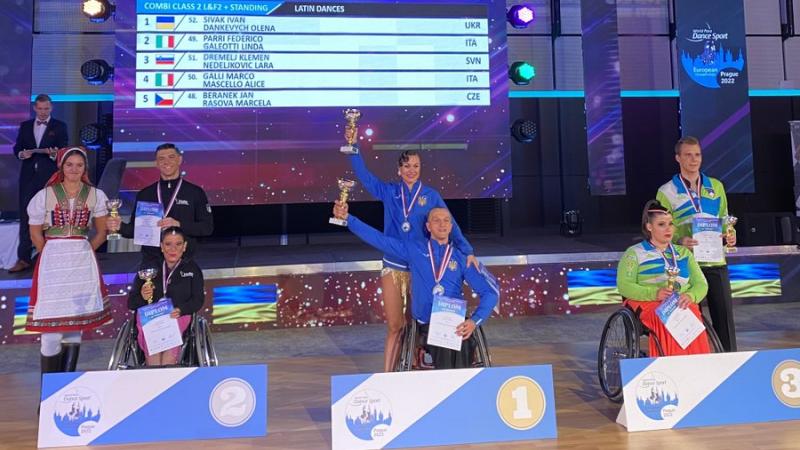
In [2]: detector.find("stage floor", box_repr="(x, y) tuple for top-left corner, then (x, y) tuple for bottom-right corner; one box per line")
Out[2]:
(3, 303), (800, 449)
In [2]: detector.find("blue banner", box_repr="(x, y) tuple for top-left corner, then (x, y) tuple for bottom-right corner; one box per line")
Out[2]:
(618, 348), (800, 431)
(331, 365), (557, 449)
(137, 0), (283, 16)
(675, 0), (754, 192)
(38, 365), (268, 447)
(581, 0), (626, 195)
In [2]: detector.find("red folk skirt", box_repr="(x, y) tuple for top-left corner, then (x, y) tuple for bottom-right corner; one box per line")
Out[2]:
(624, 299), (711, 357)
(25, 237), (112, 333)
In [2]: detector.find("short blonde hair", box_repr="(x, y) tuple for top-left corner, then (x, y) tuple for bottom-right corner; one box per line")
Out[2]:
(674, 136), (700, 155)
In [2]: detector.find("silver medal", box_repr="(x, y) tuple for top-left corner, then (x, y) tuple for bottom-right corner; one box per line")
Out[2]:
(432, 284), (445, 296)
(401, 221), (411, 232)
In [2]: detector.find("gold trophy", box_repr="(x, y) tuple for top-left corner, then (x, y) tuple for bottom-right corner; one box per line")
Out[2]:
(329, 179), (356, 226)
(106, 198), (122, 240)
(137, 268), (158, 304)
(724, 215), (738, 253)
(665, 266), (681, 291)
(339, 108), (361, 155)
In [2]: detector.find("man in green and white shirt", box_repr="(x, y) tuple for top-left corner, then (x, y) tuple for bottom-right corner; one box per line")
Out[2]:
(656, 136), (737, 352)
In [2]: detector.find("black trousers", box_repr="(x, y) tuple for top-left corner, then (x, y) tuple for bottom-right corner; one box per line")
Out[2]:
(418, 323), (475, 369)
(17, 180), (38, 263)
(701, 265), (737, 352)
(17, 162), (56, 263)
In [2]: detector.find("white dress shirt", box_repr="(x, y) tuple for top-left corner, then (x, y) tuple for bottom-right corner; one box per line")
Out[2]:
(34, 116), (50, 148)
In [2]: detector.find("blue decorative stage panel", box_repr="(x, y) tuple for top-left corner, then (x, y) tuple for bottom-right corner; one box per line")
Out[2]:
(566, 262), (782, 305)
(617, 348), (800, 431)
(2, 250), (797, 344)
(331, 365), (557, 449)
(580, 0), (626, 195)
(675, 0), (754, 192)
(37, 365), (267, 448)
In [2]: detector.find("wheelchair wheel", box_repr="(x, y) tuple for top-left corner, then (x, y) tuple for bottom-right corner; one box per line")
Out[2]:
(598, 308), (639, 403)
(197, 316), (219, 367)
(702, 315), (725, 353)
(107, 319), (131, 370)
(472, 326), (492, 368)
(108, 318), (143, 370)
(180, 314), (199, 366)
(394, 321), (416, 372)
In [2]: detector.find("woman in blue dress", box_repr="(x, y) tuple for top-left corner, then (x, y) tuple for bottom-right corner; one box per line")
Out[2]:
(350, 149), (477, 371)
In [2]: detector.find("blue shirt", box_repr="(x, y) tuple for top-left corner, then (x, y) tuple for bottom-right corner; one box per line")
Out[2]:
(350, 153), (474, 269)
(348, 215), (498, 325)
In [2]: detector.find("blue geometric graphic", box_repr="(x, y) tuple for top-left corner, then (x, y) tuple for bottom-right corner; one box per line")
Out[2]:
(681, 44), (745, 89)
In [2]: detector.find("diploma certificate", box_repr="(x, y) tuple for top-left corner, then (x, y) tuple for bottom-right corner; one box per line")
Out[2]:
(692, 217), (723, 263)
(427, 295), (467, 351)
(137, 298), (182, 356)
(656, 293), (705, 349)
(134, 201), (164, 247)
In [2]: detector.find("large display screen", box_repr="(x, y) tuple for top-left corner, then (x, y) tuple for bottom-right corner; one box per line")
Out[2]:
(114, 0), (510, 205)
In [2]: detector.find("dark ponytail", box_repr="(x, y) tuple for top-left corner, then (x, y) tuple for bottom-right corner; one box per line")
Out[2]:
(641, 199), (669, 239)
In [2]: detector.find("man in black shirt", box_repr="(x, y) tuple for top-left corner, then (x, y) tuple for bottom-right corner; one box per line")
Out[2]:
(107, 143), (213, 268)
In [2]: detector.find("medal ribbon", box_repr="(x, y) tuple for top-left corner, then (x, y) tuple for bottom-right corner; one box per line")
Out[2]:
(678, 175), (703, 214)
(428, 241), (453, 286)
(653, 243), (678, 274)
(162, 259), (182, 299)
(400, 182), (423, 223)
(157, 178), (184, 218)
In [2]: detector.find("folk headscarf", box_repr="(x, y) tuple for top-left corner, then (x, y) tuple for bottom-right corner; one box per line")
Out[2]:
(45, 146), (92, 187)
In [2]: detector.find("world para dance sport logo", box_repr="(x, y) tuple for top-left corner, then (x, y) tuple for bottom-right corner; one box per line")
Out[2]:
(681, 23), (745, 89)
(53, 387), (102, 437)
(345, 389), (393, 441)
(635, 372), (679, 421)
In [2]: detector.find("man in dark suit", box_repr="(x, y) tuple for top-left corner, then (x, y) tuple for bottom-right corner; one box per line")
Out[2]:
(10, 94), (69, 273)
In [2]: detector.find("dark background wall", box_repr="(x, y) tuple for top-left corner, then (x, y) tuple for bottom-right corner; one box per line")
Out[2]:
(2, 0), (799, 240)
(508, 97), (799, 230)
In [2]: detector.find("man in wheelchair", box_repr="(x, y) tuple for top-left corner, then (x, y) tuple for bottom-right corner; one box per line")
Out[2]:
(333, 202), (498, 370)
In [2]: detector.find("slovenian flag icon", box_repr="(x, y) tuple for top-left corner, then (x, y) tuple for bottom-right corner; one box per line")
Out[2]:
(155, 73), (174, 87)
(155, 54), (175, 65)
(156, 16), (175, 30)
(155, 93), (174, 106)
(155, 35), (175, 49)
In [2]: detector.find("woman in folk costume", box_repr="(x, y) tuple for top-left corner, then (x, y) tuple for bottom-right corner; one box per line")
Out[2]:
(25, 146), (112, 376)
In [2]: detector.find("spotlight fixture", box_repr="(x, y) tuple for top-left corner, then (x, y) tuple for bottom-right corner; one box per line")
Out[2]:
(81, 59), (114, 85)
(560, 210), (583, 237)
(82, 0), (116, 23)
(509, 61), (535, 85)
(511, 119), (538, 143)
(79, 123), (106, 148)
(507, 4), (535, 29)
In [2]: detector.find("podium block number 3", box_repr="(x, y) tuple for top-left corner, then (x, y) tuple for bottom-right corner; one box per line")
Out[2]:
(773, 360), (800, 408)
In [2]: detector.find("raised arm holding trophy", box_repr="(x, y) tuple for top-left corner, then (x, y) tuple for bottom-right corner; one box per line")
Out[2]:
(329, 109), (361, 226)
(340, 108), (361, 155)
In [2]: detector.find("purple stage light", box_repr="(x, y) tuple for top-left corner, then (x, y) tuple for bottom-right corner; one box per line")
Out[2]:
(507, 4), (535, 29)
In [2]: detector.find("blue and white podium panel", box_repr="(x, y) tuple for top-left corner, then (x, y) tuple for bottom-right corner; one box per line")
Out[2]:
(37, 365), (267, 448)
(617, 348), (800, 432)
(331, 365), (557, 450)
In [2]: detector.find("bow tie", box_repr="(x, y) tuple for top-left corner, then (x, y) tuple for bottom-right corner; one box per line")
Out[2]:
(37, 120), (48, 126)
